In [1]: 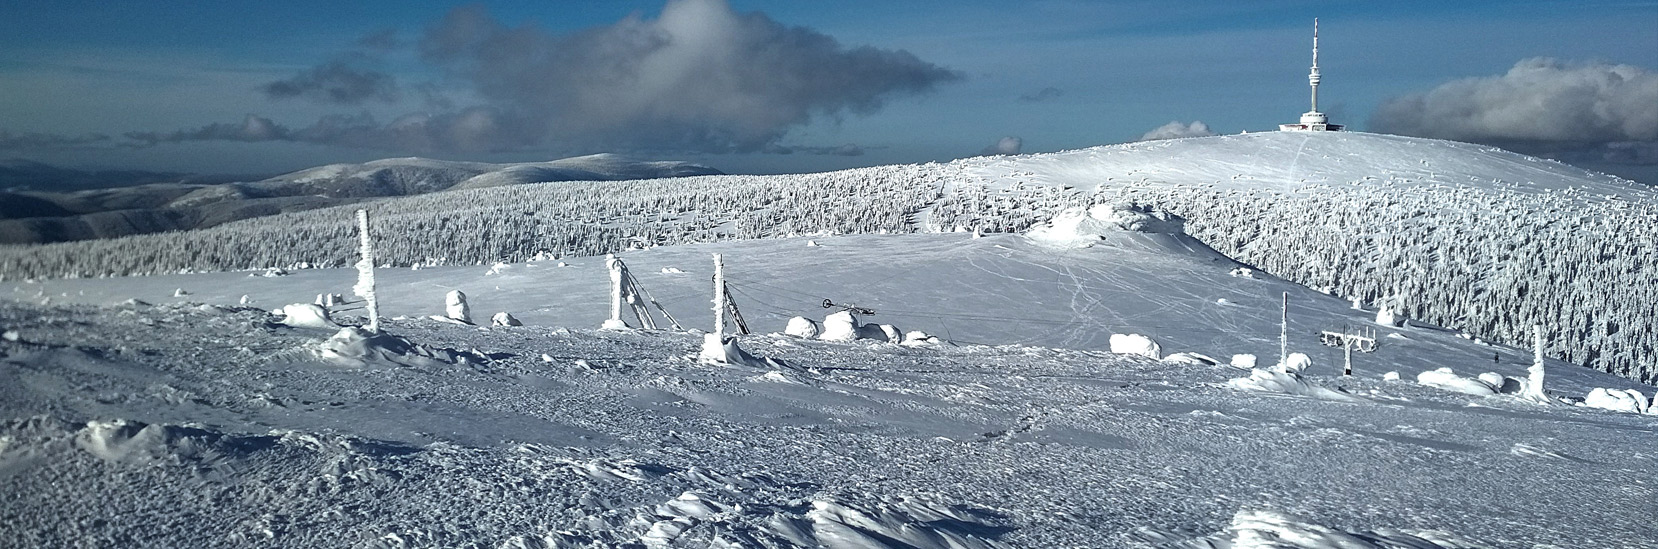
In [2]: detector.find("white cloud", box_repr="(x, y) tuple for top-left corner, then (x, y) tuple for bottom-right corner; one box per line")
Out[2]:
(979, 136), (1022, 156)
(1370, 58), (1658, 145)
(1138, 121), (1214, 141)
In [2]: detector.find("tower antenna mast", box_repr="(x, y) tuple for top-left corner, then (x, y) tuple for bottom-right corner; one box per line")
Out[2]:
(1279, 19), (1342, 132)
(1310, 18), (1320, 113)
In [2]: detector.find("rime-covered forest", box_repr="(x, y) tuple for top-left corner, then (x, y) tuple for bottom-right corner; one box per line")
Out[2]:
(2, 143), (1655, 385)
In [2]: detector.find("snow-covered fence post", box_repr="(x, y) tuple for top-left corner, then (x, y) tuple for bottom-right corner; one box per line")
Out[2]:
(712, 253), (725, 340)
(603, 254), (627, 329)
(353, 209), (380, 333)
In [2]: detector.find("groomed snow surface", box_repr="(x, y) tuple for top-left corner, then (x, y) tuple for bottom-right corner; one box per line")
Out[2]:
(4, 228), (1656, 547)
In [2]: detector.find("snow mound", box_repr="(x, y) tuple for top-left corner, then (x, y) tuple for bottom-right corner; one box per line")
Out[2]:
(901, 330), (941, 346)
(1277, 352), (1312, 374)
(277, 303), (335, 329)
(819, 311), (860, 341)
(1227, 369), (1363, 402)
(784, 316), (820, 338)
(1173, 509), (1486, 548)
(1416, 368), (1497, 396)
(1109, 333), (1161, 359)
(1163, 352), (1219, 366)
(1023, 207), (1114, 248)
(315, 327), (469, 368)
(700, 334), (786, 369)
(1024, 203), (1191, 250)
(1581, 387), (1654, 414)
(74, 419), (277, 466)
(792, 497), (1008, 549)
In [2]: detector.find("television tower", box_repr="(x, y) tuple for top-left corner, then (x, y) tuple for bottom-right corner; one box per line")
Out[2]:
(1280, 19), (1343, 132)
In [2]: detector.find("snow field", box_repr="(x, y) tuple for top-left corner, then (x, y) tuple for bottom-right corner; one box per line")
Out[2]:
(2, 299), (1654, 547)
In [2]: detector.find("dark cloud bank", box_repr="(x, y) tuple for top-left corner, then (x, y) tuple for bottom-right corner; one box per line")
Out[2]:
(1371, 58), (1658, 178)
(261, 59), (401, 106)
(117, 0), (960, 157)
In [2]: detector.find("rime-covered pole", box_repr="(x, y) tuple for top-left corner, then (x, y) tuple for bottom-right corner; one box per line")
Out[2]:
(602, 254), (627, 329)
(1526, 324), (1549, 403)
(352, 209), (380, 333)
(1343, 337), (1353, 376)
(1280, 292), (1289, 369)
(712, 254), (726, 340)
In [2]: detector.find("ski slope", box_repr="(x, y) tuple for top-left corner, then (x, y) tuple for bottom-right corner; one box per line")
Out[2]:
(3, 207), (1655, 547)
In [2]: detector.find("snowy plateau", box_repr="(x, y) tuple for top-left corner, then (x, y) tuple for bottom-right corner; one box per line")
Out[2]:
(1, 131), (1656, 548)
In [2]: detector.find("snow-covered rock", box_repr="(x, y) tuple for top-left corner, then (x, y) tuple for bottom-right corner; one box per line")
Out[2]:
(1277, 352), (1311, 374)
(1108, 333), (1161, 359)
(784, 316), (820, 338)
(1417, 367), (1497, 396)
(278, 303), (335, 329)
(445, 290), (471, 324)
(1581, 388), (1650, 414)
(819, 311), (859, 341)
(901, 330), (939, 346)
(491, 312), (522, 327)
(1230, 354), (1257, 369)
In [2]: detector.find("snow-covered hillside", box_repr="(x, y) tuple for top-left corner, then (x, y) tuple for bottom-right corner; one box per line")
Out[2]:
(4, 131), (1653, 385)
(4, 219), (1656, 547)
(247, 154), (722, 201)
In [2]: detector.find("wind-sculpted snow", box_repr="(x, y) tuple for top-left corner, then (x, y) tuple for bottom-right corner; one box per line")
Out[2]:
(1, 297), (1654, 547)
(2, 131), (1655, 384)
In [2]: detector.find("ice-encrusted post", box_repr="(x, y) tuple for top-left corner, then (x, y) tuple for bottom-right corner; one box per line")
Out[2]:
(1343, 337), (1353, 376)
(1279, 292), (1289, 369)
(1525, 324), (1550, 403)
(353, 209), (380, 333)
(712, 253), (725, 340)
(602, 254), (627, 330)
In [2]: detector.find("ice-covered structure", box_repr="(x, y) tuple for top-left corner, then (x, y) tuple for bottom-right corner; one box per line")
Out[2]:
(1280, 19), (1343, 132)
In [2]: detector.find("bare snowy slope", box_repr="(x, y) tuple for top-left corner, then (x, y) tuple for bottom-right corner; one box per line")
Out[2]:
(954, 130), (1642, 196)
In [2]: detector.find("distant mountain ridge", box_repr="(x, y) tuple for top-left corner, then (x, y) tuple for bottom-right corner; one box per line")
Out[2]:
(0, 158), (252, 193)
(0, 154), (721, 244)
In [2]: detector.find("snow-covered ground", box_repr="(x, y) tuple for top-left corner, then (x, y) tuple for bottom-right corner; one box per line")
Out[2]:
(4, 210), (1655, 547)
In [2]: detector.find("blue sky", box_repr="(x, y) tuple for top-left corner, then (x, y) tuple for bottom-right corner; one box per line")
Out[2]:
(1, 0), (1654, 178)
